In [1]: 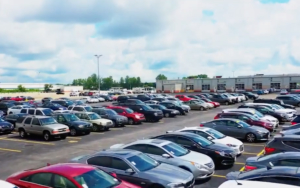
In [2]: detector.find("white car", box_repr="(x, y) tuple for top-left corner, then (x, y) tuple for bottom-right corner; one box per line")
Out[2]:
(219, 180), (299, 188)
(222, 93), (237, 103)
(70, 92), (79, 96)
(222, 108), (279, 128)
(92, 96), (105, 102)
(231, 93), (246, 101)
(86, 97), (98, 103)
(0, 180), (19, 188)
(280, 89), (289, 95)
(7, 105), (30, 114)
(168, 127), (244, 155)
(263, 89), (269, 94)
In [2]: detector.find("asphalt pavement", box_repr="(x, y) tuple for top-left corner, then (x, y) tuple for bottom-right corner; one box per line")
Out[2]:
(0, 97), (292, 188)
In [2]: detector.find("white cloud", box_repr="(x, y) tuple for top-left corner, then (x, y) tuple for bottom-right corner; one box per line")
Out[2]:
(0, 0), (300, 83)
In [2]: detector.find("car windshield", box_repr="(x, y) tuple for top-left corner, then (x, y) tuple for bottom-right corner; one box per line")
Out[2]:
(125, 108), (134, 114)
(174, 101), (182, 106)
(42, 109), (53, 116)
(142, 105), (153, 111)
(205, 99), (212, 102)
(192, 136), (213, 147)
(162, 142), (189, 157)
(127, 153), (159, 172)
(206, 129), (225, 139)
(106, 109), (118, 115)
(75, 101), (84, 105)
(253, 111), (264, 118)
(40, 117), (57, 125)
(74, 169), (120, 188)
(66, 100), (74, 106)
(88, 113), (100, 120)
(84, 106), (93, 112)
(52, 103), (62, 107)
(238, 121), (251, 128)
(64, 114), (80, 121)
(272, 104), (283, 109)
(158, 105), (166, 110)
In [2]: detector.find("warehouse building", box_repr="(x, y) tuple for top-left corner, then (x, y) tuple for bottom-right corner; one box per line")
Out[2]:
(156, 74), (300, 93)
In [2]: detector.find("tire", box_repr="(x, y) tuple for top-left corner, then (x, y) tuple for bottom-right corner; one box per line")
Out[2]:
(112, 120), (116, 127)
(181, 111), (186, 115)
(19, 129), (27, 138)
(43, 131), (51, 141)
(165, 113), (170, 117)
(70, 128), (77, 136)
(128, 118), (134, 125)
(246, 133), (256, 143)
(199, 107), (204, 111)
(61, 135), (67, 139)
(225, 101), (229, 105)
(92, 124), (99, 131)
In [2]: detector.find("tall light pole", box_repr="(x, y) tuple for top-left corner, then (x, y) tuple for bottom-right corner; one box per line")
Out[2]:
(94, 55), (102, 94)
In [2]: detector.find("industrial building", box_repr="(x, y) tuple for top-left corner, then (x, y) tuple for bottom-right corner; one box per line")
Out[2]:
(156, 74), (300, 93)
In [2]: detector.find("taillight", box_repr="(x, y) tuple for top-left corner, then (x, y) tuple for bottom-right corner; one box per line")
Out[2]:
(264, 146), (276, 154)
(291, 122), (297, 125)
(200, 124), (204, 127)
(214, 115), (219, 119)
(244, 165), (257, 171)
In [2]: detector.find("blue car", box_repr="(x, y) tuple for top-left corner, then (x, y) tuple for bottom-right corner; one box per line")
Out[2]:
(42, 103), (67, 111)
(0, 118), (14, 134)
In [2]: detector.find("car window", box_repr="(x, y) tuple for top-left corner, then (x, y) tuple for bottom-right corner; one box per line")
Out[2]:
(227, 120), (239, 127)
(36, 110), (43, 115)
(87, 156), (111, 167)
(146, 145), (166, 155)
(253, 176), (300, 186)
(57, 115), (66, 123)
(22, 173), (52, 187)
(275, 159), (300, 166)
(20, 109), (27, 113)
(28, 109), (35, 115)
(215, 120), (227, 126)
(111, 157), (130, 171)
(162, 142), (189, 157)
(193, 130), (211, 139)
(24, 117), (32, 124)
(157, 135), (176, 142)
(177, 137), (194, 146)
(283, 141), (300, 149)
(125, 144), (147, 153)
(68, 106), (73, 110)
(53, 174), (77, 188)
(31, 118), (40, 125)
(74, 107), (83, 111)
(113, 108), (124, 113)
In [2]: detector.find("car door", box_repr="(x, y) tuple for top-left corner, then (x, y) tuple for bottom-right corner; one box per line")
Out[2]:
(224, 120), (244, 139)
(52, 174), (77, 188)
(211, 120), (229, 134)
(31, 118), (44, 135)
(176, 136), (209, 155)
(273, 159), (300, 167)
(23, 117), (34, 134)
(17, 172), (53, 188)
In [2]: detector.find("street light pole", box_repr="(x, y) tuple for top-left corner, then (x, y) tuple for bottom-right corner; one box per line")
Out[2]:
(94, 55), (102, 94)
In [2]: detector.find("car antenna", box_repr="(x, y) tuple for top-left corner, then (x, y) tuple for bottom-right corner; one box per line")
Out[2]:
(235, 171), (243, 185)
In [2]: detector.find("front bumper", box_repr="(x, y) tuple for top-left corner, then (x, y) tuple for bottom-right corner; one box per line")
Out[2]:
(0, 127), (14, 133)
(233, 145), (244, 155)
(77, 127), (92, 133)
(134, 118), (146, 123)
(256, 132), (270, 141)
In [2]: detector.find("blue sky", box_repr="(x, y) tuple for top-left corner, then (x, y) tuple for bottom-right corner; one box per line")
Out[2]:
(0, 0), (299, 83)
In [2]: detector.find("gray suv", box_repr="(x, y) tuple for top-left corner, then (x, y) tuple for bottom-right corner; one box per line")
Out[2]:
(16, 115), (70, 141)
(70, 149), (195, 188)
(276, 95), (300, 107)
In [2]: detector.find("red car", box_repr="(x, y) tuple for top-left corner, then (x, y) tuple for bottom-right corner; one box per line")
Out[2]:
(214, 112), (274, 131)
(201, 98), (220, 107)
(7, 163), (140, 188)
(106, 106), (146, 124)
(175, 95), (193, 102)
(10, 96), (23, 101)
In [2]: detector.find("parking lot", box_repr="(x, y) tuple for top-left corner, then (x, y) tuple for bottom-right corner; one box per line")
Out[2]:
(0, 94), (292, 188)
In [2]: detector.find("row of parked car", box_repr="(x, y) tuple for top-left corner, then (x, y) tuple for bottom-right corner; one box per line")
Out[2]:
(2, 94), (300, 188)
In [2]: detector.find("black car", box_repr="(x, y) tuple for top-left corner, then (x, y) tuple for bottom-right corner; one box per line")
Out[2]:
(264, 135), (300, 155)
(210, 94), (232, 105)
(104, 109), (128, 127)
(148, 104), (179, 117)
(122, 104), (163, 122)
(99, 95), (113, 102)
(151, 132), (236, 166)
(51, 100), (74, 107)
(242, 92), (258, 100)
(3, 113), (28, 127)
(0, 118), (14, 134)
(238, 105), (285, 123)
(115, 99), (144, 106)
(159, 102), (187, 115)
(152, 97), (168, 102)
(91, 108), (109, 119)
(52, 113), (92, 136)
(117, 95), (130, 103)
(0, 102), (14, 115)
(244, 152), (300, 171)
(136, 94), (152, 101)
(41, 97), (53, 103)
(226, 166), (300, 186)
(253, 98), (296, 109)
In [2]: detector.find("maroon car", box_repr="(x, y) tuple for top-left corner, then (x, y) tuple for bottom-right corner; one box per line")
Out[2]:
(214, 112), (274, 131)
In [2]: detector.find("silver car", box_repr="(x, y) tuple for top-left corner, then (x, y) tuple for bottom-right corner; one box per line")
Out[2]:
(110, 139), (215, 179)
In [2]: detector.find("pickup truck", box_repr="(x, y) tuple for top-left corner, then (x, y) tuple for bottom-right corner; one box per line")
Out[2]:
(15, 115), (69, 141)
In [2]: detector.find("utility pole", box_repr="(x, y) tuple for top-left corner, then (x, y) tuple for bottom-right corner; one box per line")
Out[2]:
(94, 55), (102, 94)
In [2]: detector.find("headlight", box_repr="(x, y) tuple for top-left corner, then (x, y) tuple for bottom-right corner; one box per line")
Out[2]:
(226, 144), (237, 147)
(154, 113), (157, 116)
(190, 161), (203, 169)
(135, 115), (140, 119)
(215, 151), (225, 156)
(167, 183), (184, 188)
(256, 130), (263, 134)
(78, 125), (84, 128)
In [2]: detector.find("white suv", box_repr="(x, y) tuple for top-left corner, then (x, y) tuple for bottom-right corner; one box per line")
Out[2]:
(68, 105), (93, 112)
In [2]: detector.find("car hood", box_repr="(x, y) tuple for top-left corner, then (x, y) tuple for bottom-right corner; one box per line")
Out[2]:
(132, 112), (144, 116)
(260, 115), (277, 121)
(89, 119), (112, 123)
(226, 171), (245, 180)
(178, 150), (213, 165)
(45, 123), (69, 129)
(276, 109), (296, 114)
(206, 143), (234, 153)
(216, 136), (243, 146)
(145, 163), (193, 183)
(0, 122), (12, 127)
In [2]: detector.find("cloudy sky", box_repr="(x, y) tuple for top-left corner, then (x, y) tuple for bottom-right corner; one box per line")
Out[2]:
(0, 0), (299, 83)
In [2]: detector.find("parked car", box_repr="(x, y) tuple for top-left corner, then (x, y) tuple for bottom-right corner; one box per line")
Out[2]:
(226, 166), (300, 186)
(244, 152), (300, 171)
(201, 98), (220, 108)
(175, 95), (193, 102)
(52, 113), (92, 136)
(98, 95), (113, 101)
(148, 104), (179, 117)
(42, 103), (67, 111)
(0, 118), (14, 134)
(93, 96), (105, 102)
(159, 101), (187, 115)
(7, 105), (30, 114)
(222, 93), (239, 103)
(231, 93), (247, 101)
(106, 106), (146, 125)
(218, 180), (300, 188)
(276, 95), (300, 107)
(151, 132), (237, 166)
(169, 126), (244, 154)
(67, 105), (93, 112)
(70, 149), (195, 188)
(291, 115), (300, 125)
(144, 100), (160, 104)
(173, 101), (191, 112)
(3, 113), (28, 127)
(51, 99), (74, 107)
(263, 135), (300, 155)
(280, 89), (289, 95)
(86, 97), (99, 103)
(121, 104), (163, 122)
(20, 108), (54, 116)
(73, 111), (113, 131)
(242, 92), (259, 100)
(183, 100), (208, 111)
(136, 94), (152, 101)
(41, 97), (53, 103)
(102, 108), (128, 127)
(200, 118), (270, 142)
(110, 139), (215, 180)
(0, 102), (14, 115)
(6, 163), (140, 188)
(253, 98), (296, 109)
(210, 94), (232, 105)
(15, 115), (69, 141)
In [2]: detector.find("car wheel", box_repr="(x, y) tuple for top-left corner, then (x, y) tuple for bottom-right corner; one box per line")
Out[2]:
(165, 113), (170, 117)
(70, 128), (77, 136)
(246, 133), (256, 143)
(19, 129), (27, 138)
(92, 124), (99, 131)
(128, 118), (134, 125)
(43, 131), (51, 141)
(199, 107), (204, 111)
(225, 101), (229, 105)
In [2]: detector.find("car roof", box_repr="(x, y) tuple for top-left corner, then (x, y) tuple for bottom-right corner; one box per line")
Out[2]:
(26, 115), (50, 119)
(129, 139), (171, 147)
(223, 108), (255, 112)
(208, 118), (240, 122)
(241, 166), (299, 178)
(36, 163), (95, 177)
(277, 152), (300, 158)
(164, 131), (199, 138)
(219, 112), (251, 116)
(178, 126), (211, 132)
(97, 149), (141, 158)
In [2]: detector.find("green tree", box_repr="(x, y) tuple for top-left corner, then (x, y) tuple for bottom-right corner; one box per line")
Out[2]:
(44, 84), (53, 92)
(119, 77), (125, 88)
(156, 74), (167, 80)
(17, 85), (26, 92)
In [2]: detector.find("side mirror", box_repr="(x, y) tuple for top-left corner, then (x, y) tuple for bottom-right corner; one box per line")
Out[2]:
(125, 168), (134, 174)
(162, 154), (171, 158)
(207, 136), (213, 140)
